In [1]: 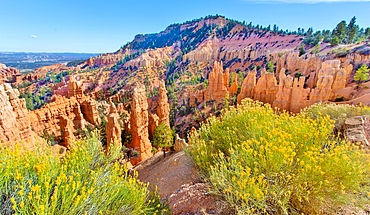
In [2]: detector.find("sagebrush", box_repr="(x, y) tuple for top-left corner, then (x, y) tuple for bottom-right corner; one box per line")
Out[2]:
(187, 99), (370, 214)
(0, 131), (169, 215)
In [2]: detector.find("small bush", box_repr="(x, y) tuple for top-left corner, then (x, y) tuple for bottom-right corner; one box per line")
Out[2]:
(0, 131), (169, 214)
(153, 123), (174, 158)
(302, 103), (370, 135)
(187, 99), (370, 214)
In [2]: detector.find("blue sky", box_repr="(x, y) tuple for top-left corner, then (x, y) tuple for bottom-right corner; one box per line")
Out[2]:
(0, 0), (369, 53)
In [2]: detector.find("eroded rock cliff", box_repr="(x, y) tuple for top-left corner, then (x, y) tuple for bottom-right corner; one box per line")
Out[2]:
(129, 85), (152, 162)
(0, 84), (32, 142)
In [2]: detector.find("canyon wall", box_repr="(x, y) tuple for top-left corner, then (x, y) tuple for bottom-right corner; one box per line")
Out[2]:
(193, 56), (356, 113)
(0, 84), (32, 142)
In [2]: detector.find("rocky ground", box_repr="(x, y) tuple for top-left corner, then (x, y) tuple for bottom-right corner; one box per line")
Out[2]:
(134, 151), (232, 215)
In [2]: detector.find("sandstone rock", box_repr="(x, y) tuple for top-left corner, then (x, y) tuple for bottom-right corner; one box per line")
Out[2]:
(184, 39), (220, 63)
(148, 113), (159, 141)
(59, 116), (76, 147)
(67, 76), (84, 98)
(130, 85), (152, 162)
(0, 84), (32, 142)
(344, 116), (369, 146)
(157, 80), (170, 126)
(273, 68), (333, 113)
(204, 61), (229, 102)
(310, 75), (333, 104)
(29, 95), (99, 144)
(253, 68), (279, 104)
(125, 47), (173, 69)
(80, 98), (101, 125)
(0, 64), (19, 84)
(29, 96), (81, 137)
(174, 134), (188, 152)
(106, 103), (122, 148)
(228, 72), (238, 95)
(237, 70), (256, 104)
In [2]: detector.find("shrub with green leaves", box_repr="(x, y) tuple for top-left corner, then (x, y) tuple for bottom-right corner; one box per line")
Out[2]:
(153, 123), (174, 158)
(302, 102), (370, 134)
(187, 99), (370, 214)
(354, 64), (369, 83)
(0, 131), (169, 215)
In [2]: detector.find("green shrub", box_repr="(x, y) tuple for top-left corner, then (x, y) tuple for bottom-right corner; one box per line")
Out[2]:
(0, 131), (169, 214)
(302, 103), (370, 135)
(187, 99), (370, 214)
(153, 123), (174, 158)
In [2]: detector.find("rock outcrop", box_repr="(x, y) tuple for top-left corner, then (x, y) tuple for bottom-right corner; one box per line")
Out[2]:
(59, 116), (76, 147)
(148, 113), (159, 141)
(106, 103), (122, 148)
(67, 76), (84, 98)
(236, 69), (279, 106)
(0, 64), (19, 83)
(273, 68), (333, 113)
(344, 116), (369, 146)
(174, 134), (188, 152)
(236, 57), (351, 112)
(157, 81), (170, 126)
(237, 70), (256, 103)
(253, 68), (279, 105)
(130, 85), (152, 162)
(29, 96), (99, 144)
(0, 84), (32, 142)
(203, 61), (229, 102)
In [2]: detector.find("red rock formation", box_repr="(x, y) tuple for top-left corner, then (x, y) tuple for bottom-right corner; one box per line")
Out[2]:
(129, 85), (152, 162)
(67, 76), (84, 98)
(0, 84), (32, 142)
(203, 61), (229, 102)
(253, 68), (279, 104)
(148, 113), (159, 141)
(29, 95), (99, 142)
(106, 103), (121, 148)
(79, 98), (101, 125)
(237, 70), (256, 103)
(273, 69), (311, 113)
(0, 63), (19, 83)
(228, 72), (238, 95)
(157, 81), (170, 126)
(273, 68), (333, 113)
(59, 116), (76, 147)
(125, 47), (173, 69)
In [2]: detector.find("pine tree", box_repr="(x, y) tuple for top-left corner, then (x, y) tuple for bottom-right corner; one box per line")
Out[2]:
(332, 21), (347, 43)
(299, 44), (306, 56)
(347, 16), (359, 44)
(330, 35), (340, 46)
(354, 64), (370, 83)
(153, 123), (174, 158)
(365, 27), (370, 39)
(267, 61), (275, 73)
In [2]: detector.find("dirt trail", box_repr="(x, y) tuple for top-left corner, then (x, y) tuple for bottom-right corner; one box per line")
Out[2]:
(134, 151), (230, 215)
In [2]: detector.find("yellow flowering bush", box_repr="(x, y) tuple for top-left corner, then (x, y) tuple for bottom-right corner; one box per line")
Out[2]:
(187, 99), (370, 214)
(302, 102), (370, 134)
(0, 131), (169, 215)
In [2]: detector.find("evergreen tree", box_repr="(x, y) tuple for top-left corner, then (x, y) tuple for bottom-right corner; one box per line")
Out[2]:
(306, 27), (314, 37)
(322, 30), (332, 43)
(267, 61), (275, 73)
(347, 16), (359, 44)
(365, 27), (370, 39)
(273, 24), (278, 33)
(354, 64), (369, 83)
(330, 35), (340, 46)
(299, 44), (306, 57)
(153, 123), (174, 158)
(332, 20), (347, 43)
